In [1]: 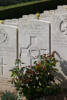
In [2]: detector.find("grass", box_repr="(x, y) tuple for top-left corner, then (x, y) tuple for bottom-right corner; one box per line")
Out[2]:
(0, 0), (51, 11)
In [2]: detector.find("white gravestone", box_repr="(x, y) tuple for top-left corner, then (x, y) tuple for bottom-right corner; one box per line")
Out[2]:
(0, 24), (16, 77)
(19, 19), (49, 66)
(4, 19), (18, 26)
(41, 10), (55, 18)
(52, 14), (67, 79)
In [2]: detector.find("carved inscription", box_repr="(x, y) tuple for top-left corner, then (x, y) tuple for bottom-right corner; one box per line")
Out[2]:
(0, 28), (7, 44)
(60, 14), (67, 35)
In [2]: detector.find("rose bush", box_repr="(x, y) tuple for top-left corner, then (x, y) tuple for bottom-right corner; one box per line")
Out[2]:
(11, 52), (61, 100)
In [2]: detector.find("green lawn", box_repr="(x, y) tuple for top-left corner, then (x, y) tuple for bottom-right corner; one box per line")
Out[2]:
(0, 0), (51, 11)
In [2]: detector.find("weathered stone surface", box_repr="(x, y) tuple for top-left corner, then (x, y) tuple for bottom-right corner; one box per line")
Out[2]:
(51, 13), (67, 82)
(40, 10), (55, 18)
(0, 5), (67, 82)
(0, 24), (16, 77)
(19, 19), (49, 66)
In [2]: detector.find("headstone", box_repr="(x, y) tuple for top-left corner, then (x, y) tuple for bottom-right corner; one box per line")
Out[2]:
(51, 14), (67, 79)
(27, 14), (36, 19)
(40, 11), (49, 18)
(19, 19), (49, 66)
(41, 10), (55, 18)
(57, 5), (67, 10)
(4, 19), (18, 26)
(0, 24), (16, 77)
(55, 5), (67, 15)
(57, 6), (63, 10)
(22, 15), (29, 19)
(22, 14), (36, 19)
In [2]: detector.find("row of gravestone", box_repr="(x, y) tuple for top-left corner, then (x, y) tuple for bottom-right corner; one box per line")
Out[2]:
(0, 5), (67, 84)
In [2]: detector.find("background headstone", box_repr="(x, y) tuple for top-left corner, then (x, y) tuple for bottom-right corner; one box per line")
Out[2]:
(0, 24), (16, 77)
(51, 14), (67, 84)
